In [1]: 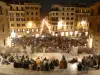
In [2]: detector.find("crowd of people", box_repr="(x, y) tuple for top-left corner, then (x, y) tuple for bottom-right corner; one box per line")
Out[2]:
(1, 52), (100, 73)
(13, 35), (87, 53)
(0, 54), (67, 71)
(77, 54), (100, 73)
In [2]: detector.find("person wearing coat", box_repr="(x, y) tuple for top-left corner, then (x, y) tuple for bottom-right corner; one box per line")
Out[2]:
(45, 61), (49, 71)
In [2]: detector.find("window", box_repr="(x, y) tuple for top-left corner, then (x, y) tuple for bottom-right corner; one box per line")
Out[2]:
(16, 13), (20, 17)
(56, 13), (58, 15)
(10, 6), (12, 10)
(17, 29), (20, 32)
(63, 7), (65, 10)
(36, 28), (39, 32)
(35, 7), (38, 9)
(71, 26), (72, 29)
(67, 8), (70, 10)
(16, 7), (18, 11)
(10, 18), (14, 21)
(17, 24), (20, 27)
(62, 26), (64, 30)
(71, 17), (74, 20)
(26, 7), (29, 9)
(21, 18), (25, 21)
(2, 24), (4, 32)
(27, 12), (29, 15)
(98, 7), (100, 15)
(70, 22), (73, 25)
(62, 17), (65, 20)
(66, 22), (69, 25)
(0, 6), (2, 15)
(31, 7), (34, 9)
(22, 24), (25, 27)
(11, 24), (14, 27)
(27, 17), (29, 20)
(31, 12), (33, 15)
(4, 39), (5, 45)
(62, 13), (64, 15)
(71, 8), (74, 11)
(97, 24), (100, 33)
(71, 13), (74, 15)
(89, 22), (92, 28)
(51, 17), (58, 21)
(21, 7), (24, 10)
(10, 13), (14, 17)
(32, 29), (34, 32)
(22, 29), (25, 32)
(81, 9), (83, 13)
(67, 13), (69, 15)
(16, 18), (20, 21)
(66, 17), (69, 20)
(53, 13), (55, 15)
(36, 12), (38, 15)
(91, 9), (94, 16)
(53, 27), (55, 31)
(21, 13), (25, 17)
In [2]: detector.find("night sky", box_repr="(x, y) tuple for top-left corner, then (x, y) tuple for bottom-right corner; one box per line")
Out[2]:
(1, 0), (98, 16)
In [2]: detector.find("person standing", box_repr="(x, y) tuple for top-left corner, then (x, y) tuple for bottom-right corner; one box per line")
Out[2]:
(97, 54), (100, 69)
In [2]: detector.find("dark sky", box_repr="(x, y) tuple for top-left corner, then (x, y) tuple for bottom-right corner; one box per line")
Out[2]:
(2, 0), (98, 16)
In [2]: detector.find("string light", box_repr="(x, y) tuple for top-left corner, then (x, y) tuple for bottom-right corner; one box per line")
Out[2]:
(40, 19), (52, 34)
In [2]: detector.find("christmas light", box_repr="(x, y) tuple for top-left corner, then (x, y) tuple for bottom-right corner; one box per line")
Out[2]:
(40, 19), (52, 34)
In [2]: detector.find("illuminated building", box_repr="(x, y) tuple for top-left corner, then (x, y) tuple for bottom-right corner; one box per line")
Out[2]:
(48, 4), (75, 36)
(75, 3), (91, 31)
(89, 1), (100, 50)
(0, 1), (10, 47)
(8, 2), (41, 37)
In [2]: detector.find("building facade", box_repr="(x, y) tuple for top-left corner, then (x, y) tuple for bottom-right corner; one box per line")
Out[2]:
(48, 4), (75, 36)
(48, 4), (91, 37)
(75, 3), (91, 32)
(0, 1), (10, 47)
(8, 2), (41, 37)
(89, 1), (100, 50)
